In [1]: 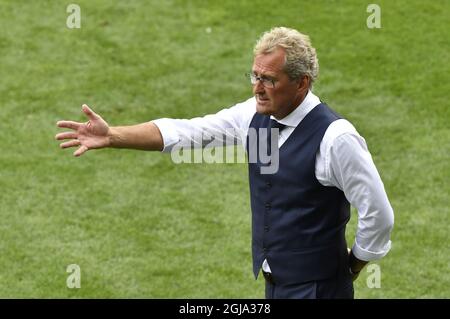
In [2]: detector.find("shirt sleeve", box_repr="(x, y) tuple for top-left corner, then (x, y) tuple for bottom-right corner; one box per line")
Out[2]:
(152, 97), (256, 153)
(318, 122), (394, 261)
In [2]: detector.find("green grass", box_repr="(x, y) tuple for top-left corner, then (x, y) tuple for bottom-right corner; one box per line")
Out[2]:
(0, 0), (448, 298)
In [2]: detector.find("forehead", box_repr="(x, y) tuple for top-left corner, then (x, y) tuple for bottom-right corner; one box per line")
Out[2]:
(252, 48), (286, 75)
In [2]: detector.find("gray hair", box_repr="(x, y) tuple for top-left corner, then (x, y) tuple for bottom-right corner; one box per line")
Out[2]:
(254, 27), (319, 87)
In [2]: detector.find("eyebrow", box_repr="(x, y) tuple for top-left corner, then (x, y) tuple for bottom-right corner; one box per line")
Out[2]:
(252, 70), (277, 80)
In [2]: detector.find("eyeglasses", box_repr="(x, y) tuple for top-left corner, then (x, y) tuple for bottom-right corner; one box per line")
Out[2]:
(246, 73), (277, 89)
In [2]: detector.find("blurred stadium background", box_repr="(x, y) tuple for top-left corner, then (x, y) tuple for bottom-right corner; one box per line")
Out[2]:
(0, 0), (448, 298)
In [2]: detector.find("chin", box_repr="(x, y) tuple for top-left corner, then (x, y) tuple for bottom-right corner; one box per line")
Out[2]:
(256, 103), (273, 115)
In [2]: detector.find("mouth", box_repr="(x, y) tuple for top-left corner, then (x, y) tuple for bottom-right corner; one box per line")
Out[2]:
(256, 95), (270, 105)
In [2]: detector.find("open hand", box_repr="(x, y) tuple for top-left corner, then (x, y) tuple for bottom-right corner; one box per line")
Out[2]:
(56, 104), (110, 157)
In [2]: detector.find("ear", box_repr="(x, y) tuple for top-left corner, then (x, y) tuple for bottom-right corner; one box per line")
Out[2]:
(297, 75), (310, 94)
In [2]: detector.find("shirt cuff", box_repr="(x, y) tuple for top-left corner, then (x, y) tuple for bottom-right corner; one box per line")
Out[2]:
(151, 118), (180, 153)
(351, 240), (392, 262)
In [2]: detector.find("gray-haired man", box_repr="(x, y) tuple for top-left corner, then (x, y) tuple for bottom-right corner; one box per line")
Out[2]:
(56, 27), (394, 299)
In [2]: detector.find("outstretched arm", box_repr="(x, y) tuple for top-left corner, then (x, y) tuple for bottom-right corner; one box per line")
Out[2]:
(56, 104), (163, 156)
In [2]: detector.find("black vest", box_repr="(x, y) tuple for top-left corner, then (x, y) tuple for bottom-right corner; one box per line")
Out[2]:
(246, 103), (350, 285)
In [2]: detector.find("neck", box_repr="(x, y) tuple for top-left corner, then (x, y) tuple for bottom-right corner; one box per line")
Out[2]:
(273, 90), (308, 120)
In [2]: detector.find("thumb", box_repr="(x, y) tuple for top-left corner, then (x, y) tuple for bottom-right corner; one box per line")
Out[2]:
(82, 104), (100, 120)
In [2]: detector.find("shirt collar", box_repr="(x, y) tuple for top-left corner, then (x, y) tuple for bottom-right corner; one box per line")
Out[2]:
(270, 90), (321, 128)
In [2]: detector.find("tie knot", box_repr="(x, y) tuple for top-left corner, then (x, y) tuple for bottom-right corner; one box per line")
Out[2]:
(269, 119), (287, 132)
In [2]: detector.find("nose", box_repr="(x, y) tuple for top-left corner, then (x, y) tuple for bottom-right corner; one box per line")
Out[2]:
(253, 79), (265, 95)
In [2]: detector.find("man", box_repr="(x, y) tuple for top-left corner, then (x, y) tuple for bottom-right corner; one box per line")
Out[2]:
(56, 27), (394, 299)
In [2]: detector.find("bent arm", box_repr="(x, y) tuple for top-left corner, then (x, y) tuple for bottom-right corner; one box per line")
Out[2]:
(330, 133), (394, 260)
(323, 129), (394, 277)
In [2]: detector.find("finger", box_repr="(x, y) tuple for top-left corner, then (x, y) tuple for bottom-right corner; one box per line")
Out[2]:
(60, 140), (81, 149)
(55, 131), (78, 140)
(82, 104), (100, 121)
(57, 120), (82, 130)
(74, 145), (88, 157)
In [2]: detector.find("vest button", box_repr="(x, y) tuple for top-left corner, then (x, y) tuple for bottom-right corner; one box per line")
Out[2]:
(264, 226), (269, 232)
(266, 181), (272, 188)
(265, 203), (271, 209)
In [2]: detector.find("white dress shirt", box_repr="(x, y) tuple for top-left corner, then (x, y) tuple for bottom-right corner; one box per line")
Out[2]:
(153, 91), (394, 269)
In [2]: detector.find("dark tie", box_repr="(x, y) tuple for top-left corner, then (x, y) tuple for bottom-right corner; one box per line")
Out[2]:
(269, 119), (287, 132)
(267, 119), (287, 156)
